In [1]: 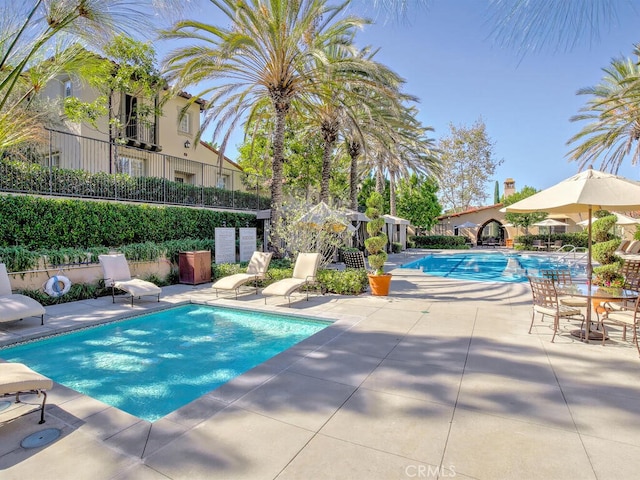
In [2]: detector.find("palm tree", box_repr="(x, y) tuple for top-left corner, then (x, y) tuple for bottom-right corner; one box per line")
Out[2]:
(567, 50), (640, 174)
(160, 0), (368, 251)
(299, 44), (405, 204)
(361, 103), (440, 215)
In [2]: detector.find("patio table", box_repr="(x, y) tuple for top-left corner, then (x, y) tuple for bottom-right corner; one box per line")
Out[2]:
(557, 282), (639, 342)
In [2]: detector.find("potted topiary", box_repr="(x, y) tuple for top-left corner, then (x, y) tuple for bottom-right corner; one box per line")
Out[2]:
(364, 191), (391, 295)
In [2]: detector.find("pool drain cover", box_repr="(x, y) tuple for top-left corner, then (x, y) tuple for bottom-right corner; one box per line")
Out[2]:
(21, 428), (61, 449)
(0, 401), (11, 411)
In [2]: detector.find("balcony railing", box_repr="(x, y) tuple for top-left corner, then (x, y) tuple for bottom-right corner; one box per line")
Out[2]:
(0, 129), (270, 211)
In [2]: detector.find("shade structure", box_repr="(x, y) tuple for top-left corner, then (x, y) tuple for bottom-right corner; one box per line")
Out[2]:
(297, 201), (355, 234)
(501, 167), (640, 340)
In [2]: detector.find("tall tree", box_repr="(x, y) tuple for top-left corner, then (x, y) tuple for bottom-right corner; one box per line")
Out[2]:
(396, 174), (442, 233)
(502, 185), (546, 234)
(436, 118), (502, 213)
(161, 0), (367, 251)
(567, 49), (640, 174)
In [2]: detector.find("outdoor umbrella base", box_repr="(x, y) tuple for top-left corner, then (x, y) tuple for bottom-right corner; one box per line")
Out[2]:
(570, 328), (607, 341)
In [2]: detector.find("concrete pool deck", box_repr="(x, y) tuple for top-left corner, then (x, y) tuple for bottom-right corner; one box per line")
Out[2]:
(1, 249), (640, 479)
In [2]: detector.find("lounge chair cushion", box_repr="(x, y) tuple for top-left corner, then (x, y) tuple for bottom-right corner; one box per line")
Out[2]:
(0, 295), (46, 323)
(113, 278), (161, 297)
(262, 253), (321, 299)
(99, 254), (133, 281)
(0, 362), (53, 395)
(212, 273), (259, 291)
(246, 252), (273, 275)
(0, 264), (46, 324)
(0, 264), (12, 296)
(262, 278), (308, 298)
(291, 253), (321, 281)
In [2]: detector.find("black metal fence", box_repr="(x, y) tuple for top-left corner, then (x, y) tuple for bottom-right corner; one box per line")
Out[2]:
(0, 129), (270, 211)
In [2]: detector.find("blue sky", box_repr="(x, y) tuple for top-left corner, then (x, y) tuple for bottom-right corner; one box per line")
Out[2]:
(177, 0), (640, 203)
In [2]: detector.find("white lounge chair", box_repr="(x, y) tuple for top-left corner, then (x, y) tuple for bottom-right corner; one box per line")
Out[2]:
(262, 252), (321, 305)
(0, 362), (53, 424)
(0, 263), (46, 325)
(212, 251), (273, 298)
(98, 254), (161, 306)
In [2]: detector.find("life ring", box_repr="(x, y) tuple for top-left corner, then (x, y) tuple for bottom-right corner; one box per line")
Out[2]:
(44, 275), (72, 297)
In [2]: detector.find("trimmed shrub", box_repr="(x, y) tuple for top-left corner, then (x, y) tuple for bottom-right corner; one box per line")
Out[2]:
(409, 235), (469, 249)
(0, 194), (256, 249)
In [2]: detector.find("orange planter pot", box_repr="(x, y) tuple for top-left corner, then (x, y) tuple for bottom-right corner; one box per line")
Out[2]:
(368, 273), (392, 296)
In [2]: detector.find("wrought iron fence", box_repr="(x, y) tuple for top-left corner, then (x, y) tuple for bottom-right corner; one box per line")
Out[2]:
(0, 129), (270, 211)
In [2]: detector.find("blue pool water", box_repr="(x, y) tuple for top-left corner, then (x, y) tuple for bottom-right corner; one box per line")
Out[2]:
(0, 304), (329, 422)
(401, 252), (582, 283)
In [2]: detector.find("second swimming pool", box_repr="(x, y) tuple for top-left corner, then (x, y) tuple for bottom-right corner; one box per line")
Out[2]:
(401, 251), (583, 282)
(0, 304), (329, 422)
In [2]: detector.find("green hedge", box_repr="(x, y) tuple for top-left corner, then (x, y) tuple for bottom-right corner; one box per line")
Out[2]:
(0, 194), (256, 249)
(409, 235), (469, 249)
(514, 233), (588, 250)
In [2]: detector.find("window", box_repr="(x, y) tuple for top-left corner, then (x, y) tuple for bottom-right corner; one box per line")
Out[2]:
(118, 156), (144, 177)
(63, 79), (73, 98)
(216, 175), (230, 189)
(41, 152), (60, 168)
(174, 171), (194, 184)
(178, 112), (191, 134)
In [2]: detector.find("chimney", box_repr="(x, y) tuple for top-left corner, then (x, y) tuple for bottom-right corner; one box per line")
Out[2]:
(504, 178), (515, 199)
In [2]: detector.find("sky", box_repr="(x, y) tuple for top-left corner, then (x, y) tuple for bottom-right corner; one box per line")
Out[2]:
(174, 0), (640, 204)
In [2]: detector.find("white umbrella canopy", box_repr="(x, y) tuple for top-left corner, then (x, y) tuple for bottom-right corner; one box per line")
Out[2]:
(533, 218), (567, 245)
(533, 218), (567, 227)
(501, 167), (640, 280)
(455, 221), (479, 229)
(576, 213), (640, 226)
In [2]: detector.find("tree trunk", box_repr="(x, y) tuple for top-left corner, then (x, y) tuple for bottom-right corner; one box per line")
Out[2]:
(348, 142), (360, 211)
(320, 121), (338, 203)
(389, 168), (396, 216)
(270, 103), (288, 254)
(376, 153), (385, 194)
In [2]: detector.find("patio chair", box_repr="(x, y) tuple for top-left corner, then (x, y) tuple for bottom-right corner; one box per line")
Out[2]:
(600, 294), (640, 355)
(614, 240), (631, 256)
(262, 252), (321, 305)
(0, 263), (46, 325)
(528, 276), (585, 342)
(601, 262), (640, 313)
(343, 250), (367, 270)
(98, 254), (161, 306)
(211, 251), (273, 299)
(532, 239), (546, 251)
(549, 240), (563, 251)
(0, 362), (53, 424)
(620, 240), (640, 258)
(539, 269), (588, 309)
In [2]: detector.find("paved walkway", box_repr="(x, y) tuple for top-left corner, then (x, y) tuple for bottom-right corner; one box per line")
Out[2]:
(1, 251), (640, 479)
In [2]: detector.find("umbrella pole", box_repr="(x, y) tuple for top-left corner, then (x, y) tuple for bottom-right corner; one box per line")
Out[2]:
(585, 207), (593, 343)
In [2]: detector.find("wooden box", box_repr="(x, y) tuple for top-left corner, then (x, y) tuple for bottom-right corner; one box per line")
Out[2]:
(179, 250), (212, 285)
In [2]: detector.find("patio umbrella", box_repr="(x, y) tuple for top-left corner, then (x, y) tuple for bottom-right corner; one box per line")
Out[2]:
(533, 218), (567, 246)
(454, 221), (479, 229)
(298, 201), (355, 233)
(501, 167), (640, 339)
(576, 213), (640, 226)
(502, 167), (640, 279)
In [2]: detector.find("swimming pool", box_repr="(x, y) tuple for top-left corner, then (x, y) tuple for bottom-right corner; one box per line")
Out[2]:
(0, 304), (329, 422)
(401, 252), (583, 283)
